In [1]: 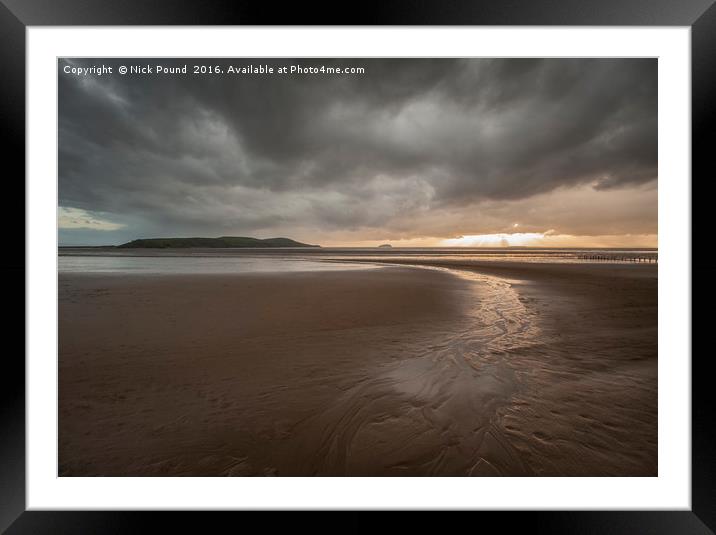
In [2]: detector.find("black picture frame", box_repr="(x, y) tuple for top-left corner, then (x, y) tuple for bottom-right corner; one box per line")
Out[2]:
(2, 1), (710, 532)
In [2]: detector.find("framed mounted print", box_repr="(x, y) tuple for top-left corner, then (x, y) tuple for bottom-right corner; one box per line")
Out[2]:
(3, 0), (711, 532)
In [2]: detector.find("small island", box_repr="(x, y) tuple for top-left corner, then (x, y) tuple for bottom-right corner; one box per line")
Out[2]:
(378, 244), (393, 248)
(117, 236), (320, 249)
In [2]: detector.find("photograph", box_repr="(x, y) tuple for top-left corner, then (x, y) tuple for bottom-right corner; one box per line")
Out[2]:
(57, 57), (658, 477)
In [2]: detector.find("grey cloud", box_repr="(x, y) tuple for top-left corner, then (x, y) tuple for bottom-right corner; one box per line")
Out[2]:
(58, 58), (657, 242)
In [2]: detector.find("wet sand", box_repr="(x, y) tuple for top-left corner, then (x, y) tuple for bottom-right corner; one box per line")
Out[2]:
(58, 261), (657, 476)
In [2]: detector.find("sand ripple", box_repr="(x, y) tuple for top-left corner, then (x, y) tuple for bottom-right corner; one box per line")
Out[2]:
(284, 270), (540, 476)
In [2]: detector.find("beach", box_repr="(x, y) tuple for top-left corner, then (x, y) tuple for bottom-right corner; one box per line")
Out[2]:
(58, 259), (657, 476)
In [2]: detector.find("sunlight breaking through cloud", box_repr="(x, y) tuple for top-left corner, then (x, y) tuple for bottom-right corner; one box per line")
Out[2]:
(441, 232), (549, 247)
(58, 207), (126, 231)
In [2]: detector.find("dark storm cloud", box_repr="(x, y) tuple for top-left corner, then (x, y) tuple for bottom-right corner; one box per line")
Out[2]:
(58, 58), (657, 240)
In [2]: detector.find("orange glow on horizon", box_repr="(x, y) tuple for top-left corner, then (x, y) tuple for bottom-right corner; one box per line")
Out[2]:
(313, 232), (658, 248)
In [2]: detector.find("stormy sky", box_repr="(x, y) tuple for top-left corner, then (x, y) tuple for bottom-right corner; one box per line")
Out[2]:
(58, 58), (657, 247)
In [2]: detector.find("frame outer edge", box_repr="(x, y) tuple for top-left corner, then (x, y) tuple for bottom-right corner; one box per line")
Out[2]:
(0, 0), (715, 26)
(692, 1), (716, 532)
(0, 0), (27, 533)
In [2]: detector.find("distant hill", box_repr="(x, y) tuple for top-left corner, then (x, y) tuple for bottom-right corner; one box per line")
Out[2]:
(117, 236), (320, 249)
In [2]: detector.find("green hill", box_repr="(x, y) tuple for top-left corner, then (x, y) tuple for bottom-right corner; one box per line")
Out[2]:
(117, 236), (320, 249)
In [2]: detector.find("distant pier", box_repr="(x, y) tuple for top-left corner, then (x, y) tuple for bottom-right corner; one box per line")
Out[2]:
(577, 253), (658, 263)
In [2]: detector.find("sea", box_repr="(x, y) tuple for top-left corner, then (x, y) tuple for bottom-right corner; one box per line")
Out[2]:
(58, 247), (658, 275)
